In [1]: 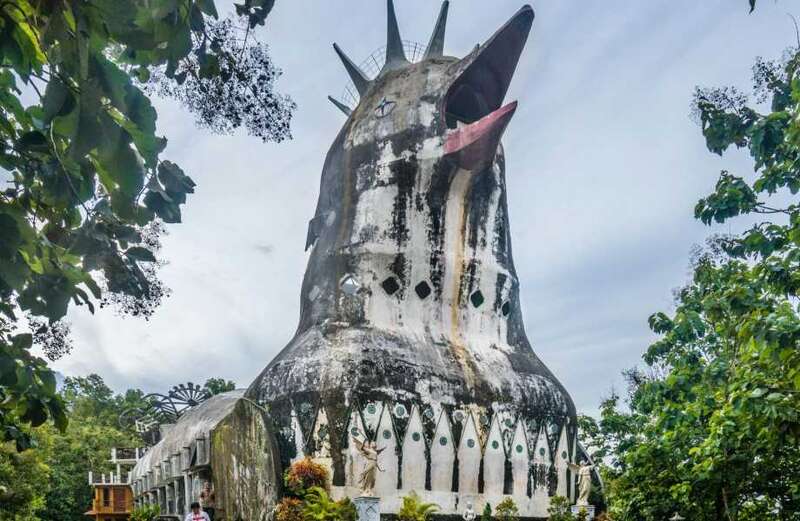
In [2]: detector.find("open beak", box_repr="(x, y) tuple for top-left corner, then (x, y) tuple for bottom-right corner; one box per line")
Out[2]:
(443, 5), (534, 170)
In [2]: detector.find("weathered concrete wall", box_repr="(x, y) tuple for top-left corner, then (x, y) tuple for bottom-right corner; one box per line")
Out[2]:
(211, 399), (281, 521)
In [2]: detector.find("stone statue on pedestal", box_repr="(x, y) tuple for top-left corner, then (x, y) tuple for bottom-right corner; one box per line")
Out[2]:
(352, 436), (385, 497)
(462, 503), (477, 521)
(568, 461), (594, 506)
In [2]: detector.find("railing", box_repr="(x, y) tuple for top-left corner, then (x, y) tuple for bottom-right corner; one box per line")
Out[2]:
(88, 471), (131, 485)
(340, 40), (428, 108)
(112, 447), (145, 461)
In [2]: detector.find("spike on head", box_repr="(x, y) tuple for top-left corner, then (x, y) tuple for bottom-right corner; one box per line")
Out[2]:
(327, 96), (352, 116)
(382, 0), (409, 73)
(424, 1), (450, 59)
(333, 43), (371, 96)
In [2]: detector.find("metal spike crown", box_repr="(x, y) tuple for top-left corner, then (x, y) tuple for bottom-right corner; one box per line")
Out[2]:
(328, 0), (449, 115)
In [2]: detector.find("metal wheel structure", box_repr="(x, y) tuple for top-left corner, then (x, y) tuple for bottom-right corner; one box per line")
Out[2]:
(119, 382), (212, 446)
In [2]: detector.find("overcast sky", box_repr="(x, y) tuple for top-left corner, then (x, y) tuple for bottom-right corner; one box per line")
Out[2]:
(50, 0), (796, 415)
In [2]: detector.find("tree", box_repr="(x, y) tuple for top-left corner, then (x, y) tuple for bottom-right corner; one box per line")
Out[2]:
(593, 47), (800, 521)
(0, 0), (294, 445)
(481, 503), (492, 521)
(547, 496), (574, 521)
(0, 373), (143, 520)
(495, 497), (519, 521)
(203, 377), (237, 396)
(0, 438), (51, 521)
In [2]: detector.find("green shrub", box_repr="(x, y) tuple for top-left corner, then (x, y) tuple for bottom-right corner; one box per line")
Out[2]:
(482, 502), (492, 521)
(302, 487), (356, 521)
(547, 496), (574, 521)
(398, 491), (439, 521)
(495, 497), (519, 521)
(130, 504), (161, 521)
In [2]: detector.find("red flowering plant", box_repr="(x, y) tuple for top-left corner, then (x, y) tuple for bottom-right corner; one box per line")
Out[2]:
(284, 457), (330, 498)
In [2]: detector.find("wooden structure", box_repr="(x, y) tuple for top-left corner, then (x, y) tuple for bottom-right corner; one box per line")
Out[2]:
(84, 482), (133, 520)
(85, 448), (143, 520)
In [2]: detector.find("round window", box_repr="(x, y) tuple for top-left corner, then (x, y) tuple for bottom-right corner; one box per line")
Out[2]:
(516, 444), (524, 453)
(439, 436), (448, 446)
(412, 432), (421, 442)
(539, 448), (546, 456)
(383, 430), (391, 440)
(367, 404), (376, 414)
(561, 451), (567, 459)
(467, 439), (475, 448)
(350, 427), (359, 436)
(394, 404), (406, 417)
(492, 440), (499, 450)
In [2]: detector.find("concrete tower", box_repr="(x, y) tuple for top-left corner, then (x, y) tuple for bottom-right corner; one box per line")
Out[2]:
(248, 2), (579, 516)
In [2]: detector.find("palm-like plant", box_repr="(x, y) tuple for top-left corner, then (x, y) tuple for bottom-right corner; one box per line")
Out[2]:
(302, 487), (356, 521)
(398, 491), (439, 521)
(130, 504), (161, 521)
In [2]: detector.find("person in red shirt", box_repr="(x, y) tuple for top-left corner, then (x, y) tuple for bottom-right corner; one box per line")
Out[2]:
(185, 502), (210, 521)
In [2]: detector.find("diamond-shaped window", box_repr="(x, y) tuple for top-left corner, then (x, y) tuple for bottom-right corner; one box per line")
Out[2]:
(341, 275), (360, 296)
(414, 281), (431, 299)
(381, 276), (400, 295)
(470, 290), (485, 308)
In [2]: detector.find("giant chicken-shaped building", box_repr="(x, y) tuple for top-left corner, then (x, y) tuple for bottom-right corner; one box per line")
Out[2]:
(131, 3), (583, 519)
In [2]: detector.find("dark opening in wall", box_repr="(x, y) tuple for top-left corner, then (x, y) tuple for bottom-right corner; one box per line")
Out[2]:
(381, 276), (400, 295)
(414, 281), (432, 299)
(501, 301), (511, 317)
(445, 83), (490, 129)
(470, 290), (485, 308)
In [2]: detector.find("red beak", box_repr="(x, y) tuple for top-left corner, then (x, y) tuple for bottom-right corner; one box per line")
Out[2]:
(444, 101), (517, 170)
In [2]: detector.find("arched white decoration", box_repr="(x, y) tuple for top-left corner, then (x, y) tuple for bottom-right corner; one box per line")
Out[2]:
(291, 409), (305, 463)
(345, 409), (368, 488)
(555, 426), (570, 498)
(457, 413), (481, 494)
(509, 419), (529, 496)
(483, 415), (505, 496)
(362, 401), (383, 432)
(401, 406), (426, 492)
(374, 404), (399, 494)
(312, 408), (331, 458)
(569, 432), (577, 502)
(531, 426), (551, 512)
(430, 411), (454, 492)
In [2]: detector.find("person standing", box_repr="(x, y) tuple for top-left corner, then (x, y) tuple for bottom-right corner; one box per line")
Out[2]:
(185, 502), (210, 521)
(199, 481), (216, 520)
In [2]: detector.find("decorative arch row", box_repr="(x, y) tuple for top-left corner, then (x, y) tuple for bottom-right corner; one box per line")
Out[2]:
(284, 399), (577, 500)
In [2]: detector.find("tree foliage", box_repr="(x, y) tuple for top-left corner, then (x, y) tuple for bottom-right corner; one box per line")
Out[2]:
(0, 373), (140, 521)
(495, 497), (519, 521)
(129, 504), (161, 521)
(585, 46), (800, 521)
(301, 487), (357, 521)
(0, 0), (293, 447)
(203, 377), (236, 396)
(397, 491), (439, 521)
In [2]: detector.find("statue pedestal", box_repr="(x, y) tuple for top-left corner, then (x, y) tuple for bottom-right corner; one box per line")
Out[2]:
(354, 496), (380, 521)
(571, 505), (596, 519)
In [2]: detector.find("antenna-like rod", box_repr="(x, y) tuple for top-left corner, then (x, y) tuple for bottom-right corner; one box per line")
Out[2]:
(327, 96), (353, 116)
(333, 43), (371, 96)
(383, 0), (409, 71)
(424, 1), (450, 59)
